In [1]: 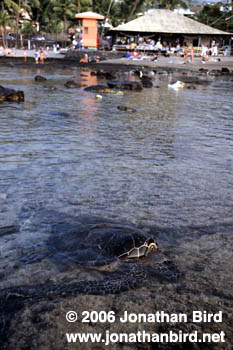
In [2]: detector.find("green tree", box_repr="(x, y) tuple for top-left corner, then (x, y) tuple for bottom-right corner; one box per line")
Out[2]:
(195, 2), (233, 32)
(158, 0), (188, 10)
(114, 0), (144, 23)
(0, 8), (11, 47)
(0, 0), (24, 47)
(47, 0), (76, 46)
(27, 0), (41, 31)
(21, 21), (35, 35)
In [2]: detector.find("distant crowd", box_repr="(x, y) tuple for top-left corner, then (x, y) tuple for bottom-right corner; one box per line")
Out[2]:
(121, 38), (221, 64)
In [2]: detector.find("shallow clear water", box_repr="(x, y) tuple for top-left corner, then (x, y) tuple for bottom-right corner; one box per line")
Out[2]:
(0, 66), (233, 287)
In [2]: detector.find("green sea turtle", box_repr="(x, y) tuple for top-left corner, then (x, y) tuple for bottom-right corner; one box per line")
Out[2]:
(0, 221), (181, 346)
(48, 223), (157, 271)
(0, 223), (180, 300)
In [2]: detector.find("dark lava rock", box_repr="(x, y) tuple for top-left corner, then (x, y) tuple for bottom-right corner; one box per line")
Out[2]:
(158, 71), (168, 75)
(34, 75), (47, 82)
(177, 77), (211, 85)
(105, 72), (117, 80)
(31, 302), (55, 314)
(221, 67), (231, 74)
(84, 85), (116, 93)
(0, 85), (24, 103)
(96, 70), (106, 78)
(0, 225), (19, 237)
(186, 85), (196, 89)
(208, 69), (222, 76)
(107, 81), (143, 91)
(199, 68), (208, 73)
(117, 106), (136, 113)
(44, 86), (57, 91)
(140, 76), (153, 88)
(94, 71), (117, 80)
(65, 80), (81, 88)
(133, 70), (142, 77)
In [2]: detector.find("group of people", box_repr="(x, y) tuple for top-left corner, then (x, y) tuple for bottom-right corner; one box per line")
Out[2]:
(34, 48), (46, 64)
(120, 35), (224, 65)
(200, 42), (218, 63)
(79, 53), (100, 63)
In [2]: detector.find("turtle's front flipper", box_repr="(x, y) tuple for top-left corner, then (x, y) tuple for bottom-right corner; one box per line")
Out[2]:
(0, 263), (146, 309)
(58, 264), (145, 296)
(152, 260), (181, 282)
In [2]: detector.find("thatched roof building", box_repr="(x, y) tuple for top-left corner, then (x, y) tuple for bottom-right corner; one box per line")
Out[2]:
(110, 9), (231, 46)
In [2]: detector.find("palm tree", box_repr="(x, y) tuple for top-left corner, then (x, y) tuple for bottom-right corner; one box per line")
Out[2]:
(0, 0), (22, 47)
(128, 0), (144, 20)
(0, 8), (11, 47)
(49, 0), (76, 46)
(27, 0), (41, 31)
(158, 0), (188, 10)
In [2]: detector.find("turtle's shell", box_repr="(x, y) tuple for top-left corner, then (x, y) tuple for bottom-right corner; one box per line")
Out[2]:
(48, 223), (157, 268)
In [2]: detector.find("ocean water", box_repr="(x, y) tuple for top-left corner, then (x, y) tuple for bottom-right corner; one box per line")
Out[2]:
(0, 66), (233, 288)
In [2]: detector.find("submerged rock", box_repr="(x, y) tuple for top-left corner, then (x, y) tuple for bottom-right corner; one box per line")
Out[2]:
(65, 80), (81, 88)
(44, 86), (57, 91)
(117, 106), (137, 113)
(34, 75), (47, 82)
(176, 76), (212, 85)
(0, 225), (19, 237)
(104, 72), (117, 80)
(107, 81), (143, 91)
(199, 68), (208, 73)
(84, 85), (116, 93)
(221, 67), (231, 74)
(90, 71), (117, 80)
(186, 85), (196, 90)
(158, 70), (168, 75)
(140, 76), (153, 88)
(0, 85), (24, 103)
(208, 69), (222, 76)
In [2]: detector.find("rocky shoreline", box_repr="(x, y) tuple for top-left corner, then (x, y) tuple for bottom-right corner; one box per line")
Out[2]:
(1, 50), (233, 77)
(0, 52), (232, 350)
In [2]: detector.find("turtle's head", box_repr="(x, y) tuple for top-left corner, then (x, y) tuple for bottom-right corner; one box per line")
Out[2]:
(145, 238), (159, 256)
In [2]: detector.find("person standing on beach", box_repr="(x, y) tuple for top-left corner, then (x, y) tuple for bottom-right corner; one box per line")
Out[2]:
(34, 50), (39, 64)
(23, 49), (27, 62)
(80, 53), (88, 63)
(190, 46), (194, 64)
(39, 49), (45, 64)
(183, 46), (188, 64)
(176, 43), (181, 56)
(212, 44), (218, 56)
(200, 45), (208, 63)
